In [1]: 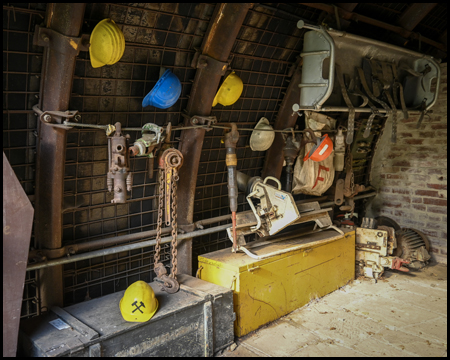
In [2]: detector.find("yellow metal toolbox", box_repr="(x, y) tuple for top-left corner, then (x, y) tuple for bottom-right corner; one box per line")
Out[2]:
(198, 228), (355, 337)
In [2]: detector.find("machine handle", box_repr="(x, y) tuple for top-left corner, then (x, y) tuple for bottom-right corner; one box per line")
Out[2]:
(263, 176), (282, 190)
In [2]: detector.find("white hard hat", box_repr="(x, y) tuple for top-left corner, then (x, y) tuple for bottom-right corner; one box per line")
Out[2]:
(250, 117), (275, 151)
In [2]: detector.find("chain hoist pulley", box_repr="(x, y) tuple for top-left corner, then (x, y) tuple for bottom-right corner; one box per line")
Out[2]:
(153, 148), (183, 294)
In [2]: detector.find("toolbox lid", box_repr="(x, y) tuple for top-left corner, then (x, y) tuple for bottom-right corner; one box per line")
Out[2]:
(198, 228), (354, 272)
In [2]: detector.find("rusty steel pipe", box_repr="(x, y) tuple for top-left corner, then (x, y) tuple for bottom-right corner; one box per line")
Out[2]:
(34, 3), (86, 310)
(176, 3), (252, 275)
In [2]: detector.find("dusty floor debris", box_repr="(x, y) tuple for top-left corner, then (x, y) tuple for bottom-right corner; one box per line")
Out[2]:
(219, 262), (447, 357)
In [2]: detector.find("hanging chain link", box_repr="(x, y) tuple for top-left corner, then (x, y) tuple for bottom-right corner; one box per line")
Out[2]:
(154, 168), (165, 266)
(170, 168), (179, 279)
(153, 149), (183, 293)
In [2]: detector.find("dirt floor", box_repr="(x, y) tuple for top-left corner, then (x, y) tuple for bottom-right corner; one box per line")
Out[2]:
(218, 262), (447, 357)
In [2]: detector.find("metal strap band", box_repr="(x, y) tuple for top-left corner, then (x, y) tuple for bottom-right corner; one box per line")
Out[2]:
(357, 66), (392, 117)
(384, 89), (398, 143)
(368, 61), (397, 143)
(416, 99), (428, 129)
(391, 63), (409, 120)
(335, 64), (355, 144)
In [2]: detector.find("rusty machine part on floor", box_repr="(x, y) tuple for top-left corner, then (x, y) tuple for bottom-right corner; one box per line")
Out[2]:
(107, 122), (132, 204)
(154, 148), (184, 294)
(395, 228), (431, 269)
(292, 20), (441, 144)
(356, 217), (414, 281)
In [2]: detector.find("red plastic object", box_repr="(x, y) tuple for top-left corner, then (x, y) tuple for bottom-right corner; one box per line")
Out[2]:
(391, 257), (410, 272)
(303, 134), (334, 162)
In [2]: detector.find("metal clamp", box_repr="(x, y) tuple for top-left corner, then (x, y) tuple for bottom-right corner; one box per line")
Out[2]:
(33, 25), (90, 55)
(191, 52), (229, 76)
(32, 104), (78, 129)
(182, 113), (217, 130)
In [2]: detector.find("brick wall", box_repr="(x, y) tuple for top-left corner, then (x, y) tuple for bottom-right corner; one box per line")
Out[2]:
(367, 63), (447, 264)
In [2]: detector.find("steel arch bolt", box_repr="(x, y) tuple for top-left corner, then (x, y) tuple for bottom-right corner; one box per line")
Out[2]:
(43, 114), (52, 122)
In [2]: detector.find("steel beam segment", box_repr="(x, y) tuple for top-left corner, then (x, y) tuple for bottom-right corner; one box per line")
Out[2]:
(176, 3), (252, 275)
(397, 3), (438, 32)
(299, 3), (446, 53)
(34, 3), (86, 310)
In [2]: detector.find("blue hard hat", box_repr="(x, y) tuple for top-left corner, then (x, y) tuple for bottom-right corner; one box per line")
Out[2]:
(142, 69), (182, 109)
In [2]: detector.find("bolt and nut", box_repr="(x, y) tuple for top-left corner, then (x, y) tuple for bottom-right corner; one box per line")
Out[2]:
(43, 114), (52, 122)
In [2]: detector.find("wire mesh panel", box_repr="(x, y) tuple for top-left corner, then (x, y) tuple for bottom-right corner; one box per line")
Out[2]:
(192, 5), (309, 265)
(6, 3), (446, 313)
(3, 3), (46, 318)
(62, 3), (214, 306)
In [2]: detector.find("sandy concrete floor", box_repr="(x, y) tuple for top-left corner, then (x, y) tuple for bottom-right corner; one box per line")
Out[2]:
(218, 262), (447, 357)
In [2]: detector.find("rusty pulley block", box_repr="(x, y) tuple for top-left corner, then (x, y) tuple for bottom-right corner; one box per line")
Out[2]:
(154, 148), (184, 294)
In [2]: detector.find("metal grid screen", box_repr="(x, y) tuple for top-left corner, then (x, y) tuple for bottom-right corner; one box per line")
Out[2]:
(4, 3), (446, 314)
(62, 3), (214, 305)
(192, 5), (318, 266)
(3, 3), (46, 318)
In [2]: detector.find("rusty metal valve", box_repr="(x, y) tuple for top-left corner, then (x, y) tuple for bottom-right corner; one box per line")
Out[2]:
(107, 122), (132, 203)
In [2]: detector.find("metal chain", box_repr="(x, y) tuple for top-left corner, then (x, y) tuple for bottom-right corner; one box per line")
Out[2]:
(170, 168), (179, 279)
(154, 168), (165, 266)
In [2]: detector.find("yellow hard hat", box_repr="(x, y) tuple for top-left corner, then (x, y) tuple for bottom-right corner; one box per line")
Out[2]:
(119, 281), (158, 322)
(89, 19), (125, 68)
(212, 71), (244, 107)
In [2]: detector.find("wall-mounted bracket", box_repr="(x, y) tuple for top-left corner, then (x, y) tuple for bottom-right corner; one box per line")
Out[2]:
(191, 52), (229, 76)
(32, 104), (78, 129)
(33, 25), (90, 55)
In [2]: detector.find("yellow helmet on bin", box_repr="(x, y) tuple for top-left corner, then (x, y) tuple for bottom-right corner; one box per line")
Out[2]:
(89, 19), (125, 68)
(212, 71), (244, 107)
(119, 281), (158, 322)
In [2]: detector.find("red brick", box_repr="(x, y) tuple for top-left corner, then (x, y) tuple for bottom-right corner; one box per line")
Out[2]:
(419, 131), (436, 137)
(412, 204), (426, 211)
(391, 146), (407, 152)
(420, 229), (440, 238)
(411, 197), (422, 204)
(401, 167), (424, 174)
(430, 247), (440, 254)
(427, 183), (447, 190)
(431, 123), (447, 130)
(415, 190), (439, 197)
(391, 188), (410, 194)
(381, 202), (402, 208)
(423, 198), (447, 206)
(392, 160), (410, 167)
(398, 132), (413, 138)
(427, 206), (448, 215)
(427, 169), (446, 175)
(441, 248), (447, 256)
(404, 139), (424, 145)
(386, 174), (401, 180)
